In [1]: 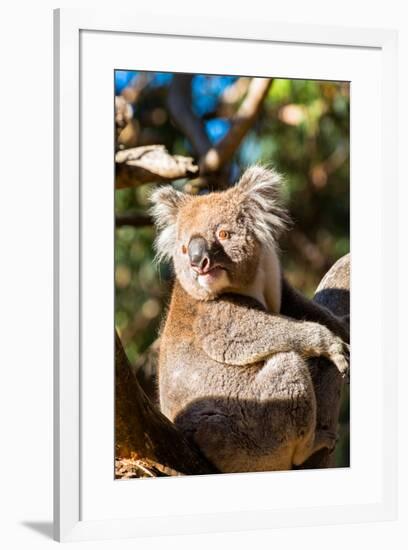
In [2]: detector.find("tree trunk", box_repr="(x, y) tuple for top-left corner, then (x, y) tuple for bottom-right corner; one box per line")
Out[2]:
(298, 253), (350, 469)
(115, 332), (217, 477)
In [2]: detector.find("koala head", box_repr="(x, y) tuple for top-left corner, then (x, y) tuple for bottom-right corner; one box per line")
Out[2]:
(150, 166), (290, 301)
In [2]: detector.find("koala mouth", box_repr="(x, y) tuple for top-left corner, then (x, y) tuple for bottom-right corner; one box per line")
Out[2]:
(193, 265), (226, 281)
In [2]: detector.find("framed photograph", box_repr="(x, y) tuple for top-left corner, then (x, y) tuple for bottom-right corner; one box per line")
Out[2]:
(54, 8), (398, 542)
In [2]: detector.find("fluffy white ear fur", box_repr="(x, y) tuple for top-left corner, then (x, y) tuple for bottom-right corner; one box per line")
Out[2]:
(149, 186), (190, 263)
(236, 165), (291, 246)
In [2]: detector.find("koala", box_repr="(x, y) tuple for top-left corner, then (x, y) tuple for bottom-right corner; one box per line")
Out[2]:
(150, 166), (349, 473)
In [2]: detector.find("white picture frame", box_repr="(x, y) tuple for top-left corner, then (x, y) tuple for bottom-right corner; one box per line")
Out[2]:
(54, 8), (398, 543)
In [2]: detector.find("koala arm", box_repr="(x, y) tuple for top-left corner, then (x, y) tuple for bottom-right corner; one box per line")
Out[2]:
(195, 296), (349, 377)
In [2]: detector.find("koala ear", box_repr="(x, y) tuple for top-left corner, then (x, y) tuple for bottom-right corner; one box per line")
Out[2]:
(236, 165), (282, 202)
(235, 165), (291, 243)
(149, 185), (187, 229)
(149, 186), (189, 262)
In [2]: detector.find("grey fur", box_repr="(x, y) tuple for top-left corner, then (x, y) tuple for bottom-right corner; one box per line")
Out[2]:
(150, 166), (349, 473)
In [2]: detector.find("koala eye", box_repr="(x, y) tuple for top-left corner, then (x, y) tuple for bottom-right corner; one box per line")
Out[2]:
(181, 244), (187, 254)
(218, 229), (230, 241)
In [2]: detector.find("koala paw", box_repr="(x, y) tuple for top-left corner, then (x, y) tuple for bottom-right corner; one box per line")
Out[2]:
(327, 338), (350, 382)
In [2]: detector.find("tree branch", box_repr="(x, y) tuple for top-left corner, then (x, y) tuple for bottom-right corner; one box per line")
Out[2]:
(200, 78), (273, 173)
(168, 76), (273, 188)
(167, 74), (213, 158)
(115, 212), (153, 228)
(115, 145), (199, 189)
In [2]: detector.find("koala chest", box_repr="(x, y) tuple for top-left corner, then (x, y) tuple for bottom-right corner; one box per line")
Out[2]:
(158, 338), (250, 422)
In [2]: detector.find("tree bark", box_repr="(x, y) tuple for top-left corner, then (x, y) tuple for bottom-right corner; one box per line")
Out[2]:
(115, 331), (217, 476)
(298, 253), (350, 469)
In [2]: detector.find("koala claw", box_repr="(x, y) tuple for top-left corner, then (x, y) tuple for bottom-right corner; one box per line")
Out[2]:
(328, 339), (350, 382)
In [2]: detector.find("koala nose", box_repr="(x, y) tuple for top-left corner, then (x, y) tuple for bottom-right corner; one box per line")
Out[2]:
(188, 237), (211, 271)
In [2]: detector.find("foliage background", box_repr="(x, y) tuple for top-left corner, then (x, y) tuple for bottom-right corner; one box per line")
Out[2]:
(114, 71), (350, 467)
